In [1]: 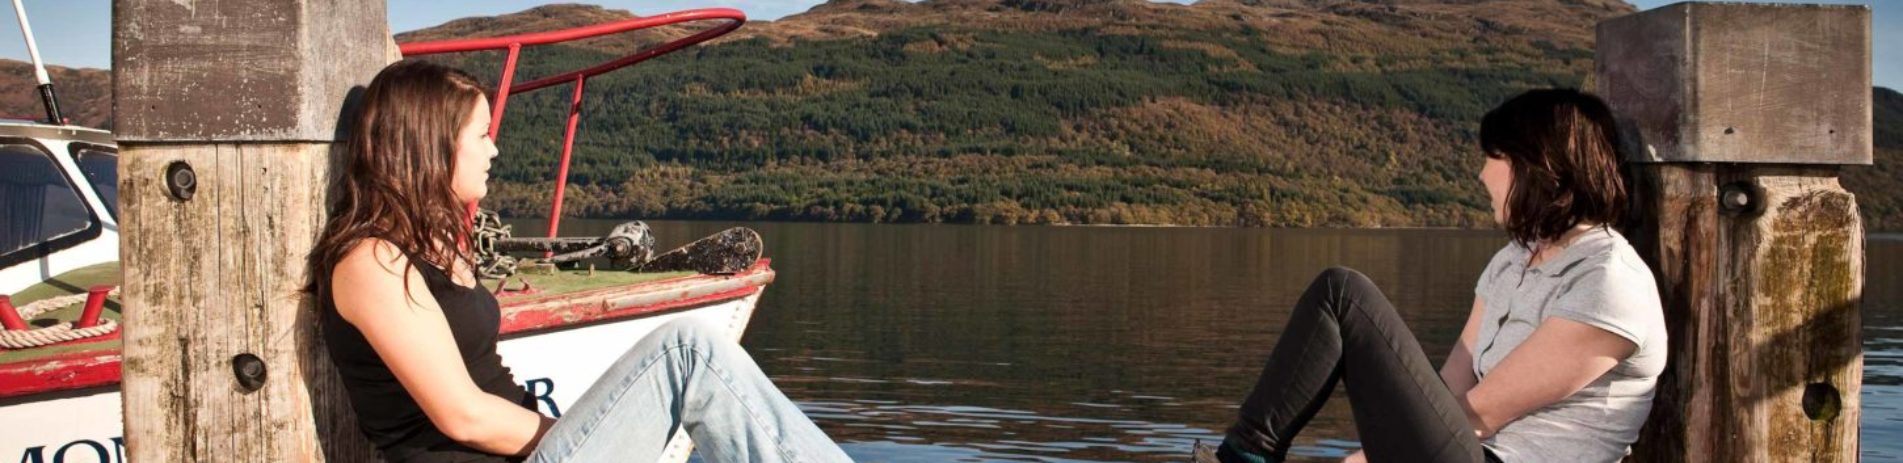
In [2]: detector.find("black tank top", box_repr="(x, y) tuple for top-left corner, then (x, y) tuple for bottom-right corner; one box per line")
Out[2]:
(321, 252), (534, 462)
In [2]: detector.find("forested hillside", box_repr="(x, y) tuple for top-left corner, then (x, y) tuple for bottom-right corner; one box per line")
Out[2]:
(411, 0), (1627, 227)
(9, 0), (1899, 229)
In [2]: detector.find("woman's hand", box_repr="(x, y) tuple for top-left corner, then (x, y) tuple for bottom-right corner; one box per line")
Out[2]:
(1342, 450), (1367, 463)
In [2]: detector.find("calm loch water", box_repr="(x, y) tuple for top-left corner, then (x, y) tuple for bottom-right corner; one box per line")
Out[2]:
(522, 219), (1903, 462)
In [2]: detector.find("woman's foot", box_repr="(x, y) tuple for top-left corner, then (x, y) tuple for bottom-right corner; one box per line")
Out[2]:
(1192, 440), (1221, 463)
(1191, 439), (1280, 463)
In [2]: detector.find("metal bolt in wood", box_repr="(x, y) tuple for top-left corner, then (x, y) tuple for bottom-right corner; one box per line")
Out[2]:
(231, 353), (267, 393)
(165, 161), (195, 201)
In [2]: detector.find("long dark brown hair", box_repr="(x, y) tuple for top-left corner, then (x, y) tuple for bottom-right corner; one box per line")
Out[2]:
(1480, 88), (1628, 247)
(307, 59), (488, 302)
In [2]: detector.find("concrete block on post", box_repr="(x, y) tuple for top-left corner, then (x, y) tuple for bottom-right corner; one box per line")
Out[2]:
(113, 0), (394, 460)
(1596, 2), (1869, 462)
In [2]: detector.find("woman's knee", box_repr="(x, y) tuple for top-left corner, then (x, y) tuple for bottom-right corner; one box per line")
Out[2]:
(654, 317), (728, 347)
(622, 318), (740, 369)
(1312, 266), (1376, 296)
(1301, 266), (1388, 317)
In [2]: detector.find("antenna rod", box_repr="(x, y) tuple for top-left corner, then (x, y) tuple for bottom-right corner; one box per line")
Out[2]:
(10, 0), (62, 125)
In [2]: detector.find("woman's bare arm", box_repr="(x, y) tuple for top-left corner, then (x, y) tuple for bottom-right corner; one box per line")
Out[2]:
(331, 239), (556, 455)
(1460, 318), (1634, 438)
(1440, 297), (1486, 399)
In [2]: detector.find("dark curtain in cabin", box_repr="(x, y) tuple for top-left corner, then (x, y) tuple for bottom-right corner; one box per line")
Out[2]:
(73, 147), (118, 221)
(0, 144), (91, 257)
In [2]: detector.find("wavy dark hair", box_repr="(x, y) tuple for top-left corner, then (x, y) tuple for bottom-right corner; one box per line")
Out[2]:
(307, 59), (488, 302)
(1480, 88), (1628, 247)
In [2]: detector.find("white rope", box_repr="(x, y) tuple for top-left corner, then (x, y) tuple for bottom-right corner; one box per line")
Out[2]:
(0, 320), (119, 349)
(1, 288), (122, 349)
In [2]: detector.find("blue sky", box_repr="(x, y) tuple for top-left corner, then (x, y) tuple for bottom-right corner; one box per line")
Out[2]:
(3, 0), (1896, 89)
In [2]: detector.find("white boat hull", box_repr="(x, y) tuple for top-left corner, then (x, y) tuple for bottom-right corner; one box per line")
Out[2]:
(0, 293), (762, 463)
(0, 388), (121, 463)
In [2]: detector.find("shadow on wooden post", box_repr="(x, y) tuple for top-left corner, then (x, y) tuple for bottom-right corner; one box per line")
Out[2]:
(1596, 3), (1870, 462)
(113, 1), (398, 460)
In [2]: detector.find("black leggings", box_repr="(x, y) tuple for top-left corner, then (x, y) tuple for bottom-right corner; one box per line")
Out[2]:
(1224, 267), (1487, 463)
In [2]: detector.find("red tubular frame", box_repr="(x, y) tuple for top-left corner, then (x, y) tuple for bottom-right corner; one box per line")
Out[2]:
(549, 75), (585, 252)
(472, 43), (523, 229)
(398, 8), (746, 235)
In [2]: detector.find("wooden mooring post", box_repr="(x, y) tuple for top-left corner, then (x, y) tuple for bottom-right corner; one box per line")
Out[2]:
(1596, 3), (1869, 462)
(113, 0), (394, 460)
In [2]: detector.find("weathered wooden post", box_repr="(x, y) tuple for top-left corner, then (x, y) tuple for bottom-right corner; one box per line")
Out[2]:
(113, 0), (392, 460)
(1596, 3), (1868, 462)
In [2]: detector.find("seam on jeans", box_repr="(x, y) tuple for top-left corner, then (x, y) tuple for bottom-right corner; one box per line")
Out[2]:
(541, 342), (683, 461)
(560, 338), (805, 463)
(674, 341), (809, 463)
(1345, 297), (1477, 463)
(1266, 307), (1333, 456)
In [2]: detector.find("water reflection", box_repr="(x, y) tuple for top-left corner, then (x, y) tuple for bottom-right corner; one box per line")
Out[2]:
(1863, 234), (1903, 462)
(518, 220), (1902, 462)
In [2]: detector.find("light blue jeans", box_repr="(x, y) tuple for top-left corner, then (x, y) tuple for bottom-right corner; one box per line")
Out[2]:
(526, 318), (852, 463)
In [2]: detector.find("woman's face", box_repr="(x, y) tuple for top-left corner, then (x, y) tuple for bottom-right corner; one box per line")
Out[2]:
(451, 96), (497, 204)
(1480, 156), (1513, 225)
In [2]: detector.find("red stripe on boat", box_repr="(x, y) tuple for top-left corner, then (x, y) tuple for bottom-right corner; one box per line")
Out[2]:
(501, 285), (761, 336)
(0, 347), (121, 398)
(0, 259), (773, 399)
(500, 259), (775, 335)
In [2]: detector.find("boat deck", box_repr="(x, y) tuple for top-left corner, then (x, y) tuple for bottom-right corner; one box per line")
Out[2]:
(0, 263), (122, 366)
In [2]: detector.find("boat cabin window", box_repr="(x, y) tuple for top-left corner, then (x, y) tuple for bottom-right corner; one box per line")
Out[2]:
(72, 145), (119, 220)
(0, 142), (95, 258)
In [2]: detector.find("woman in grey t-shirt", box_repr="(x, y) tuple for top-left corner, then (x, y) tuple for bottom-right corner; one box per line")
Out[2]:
(1195, 89), (1664, 463)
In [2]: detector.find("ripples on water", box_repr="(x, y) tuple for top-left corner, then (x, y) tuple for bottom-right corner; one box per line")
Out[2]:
(529, 220), (1902, 462)
(1864, 233), (1903, 461)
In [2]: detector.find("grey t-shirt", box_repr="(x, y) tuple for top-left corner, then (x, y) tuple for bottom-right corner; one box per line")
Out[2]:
(1472, 226), (1666, 463)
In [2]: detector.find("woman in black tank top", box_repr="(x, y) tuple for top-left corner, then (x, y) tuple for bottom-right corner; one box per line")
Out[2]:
(321, 250), (534, 462)
(307, 60), (849, 462)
